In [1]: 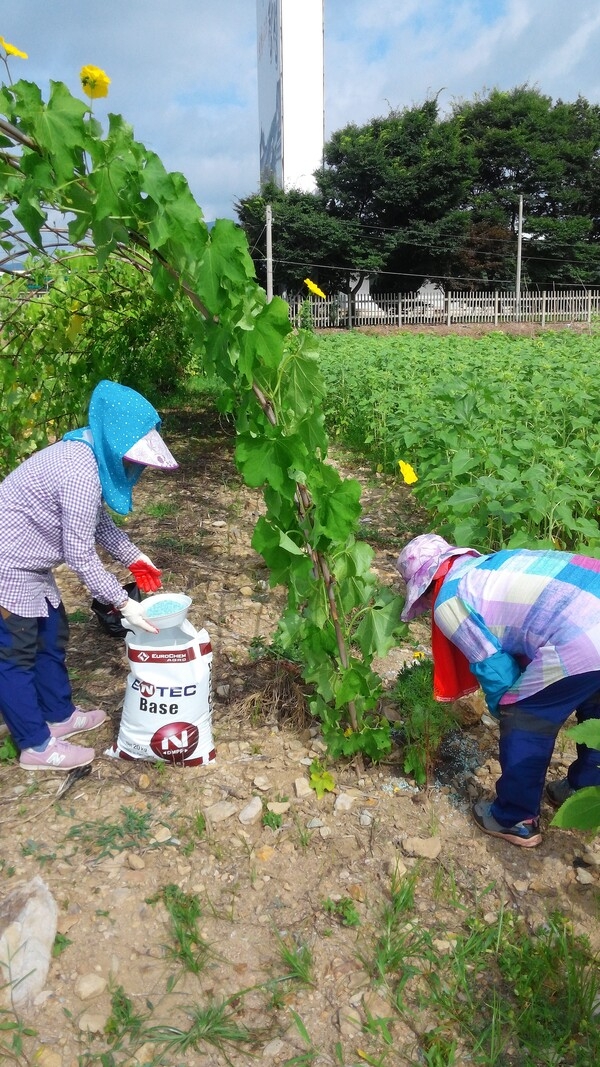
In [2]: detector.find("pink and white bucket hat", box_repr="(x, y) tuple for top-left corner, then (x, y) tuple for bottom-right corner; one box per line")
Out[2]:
(396, 534), (480, 621)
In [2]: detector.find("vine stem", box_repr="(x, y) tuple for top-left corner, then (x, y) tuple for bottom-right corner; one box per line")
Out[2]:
(1, 116), (360, 734)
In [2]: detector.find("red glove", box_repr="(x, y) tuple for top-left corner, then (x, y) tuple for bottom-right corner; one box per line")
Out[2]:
(128, 554), (162, 593)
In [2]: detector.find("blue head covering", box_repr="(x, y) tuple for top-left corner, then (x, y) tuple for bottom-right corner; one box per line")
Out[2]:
(63, 380), (163, 514)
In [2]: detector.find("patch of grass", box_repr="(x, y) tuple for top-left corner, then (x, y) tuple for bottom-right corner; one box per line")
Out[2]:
(146, 883), (212, 976)
(0, 1004), (37, 1062)
(418, 909), (600, 1065)
(275, 932), (314, 987)
(66, 805), (154, 858)
(144, 501), (178, 519)
(67, 608), (89, 623)
(145, 999), (257, 1058)
(390, 659), (458, 786)
(104, 984), (150, 1046)
(322, 896), (361, 928)
(52, 932), (72, 958)
(20, 840), (57, 865)
(154, 533), (206, 553)
(359, 870), (430, 997)
(262, 808), (283, 830)
(0, 735), (18, 764)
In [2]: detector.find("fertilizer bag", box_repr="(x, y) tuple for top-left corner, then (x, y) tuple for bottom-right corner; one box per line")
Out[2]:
(106, 601), (215, 765)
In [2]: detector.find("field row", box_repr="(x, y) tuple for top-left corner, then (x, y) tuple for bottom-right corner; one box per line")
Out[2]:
(317, 330), (600, 552)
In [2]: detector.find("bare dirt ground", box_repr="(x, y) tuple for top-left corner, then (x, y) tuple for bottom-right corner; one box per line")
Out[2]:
(1, 406), (599, 1067)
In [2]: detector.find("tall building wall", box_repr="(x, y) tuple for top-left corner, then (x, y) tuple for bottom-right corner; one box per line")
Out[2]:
(257, 0), (324, 193)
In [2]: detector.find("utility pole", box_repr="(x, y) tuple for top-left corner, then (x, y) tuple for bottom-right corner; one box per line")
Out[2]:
(515, 194), (523, 322)
(266, 203), (273, 302)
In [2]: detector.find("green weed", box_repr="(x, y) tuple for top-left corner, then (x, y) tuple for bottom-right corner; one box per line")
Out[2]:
(275, 932), (314, 987)
(322, 896), (361, 927)
(145, 501), (178, 519)
(390, 660), (458, 786)
(144, 999), (257, 1058)
(104, 984), (150, 1046)
(52, 933), (72, 958)
(146, 884), (211, 976)
(66, 805), (154, 858)
(0, 736), (18, 764)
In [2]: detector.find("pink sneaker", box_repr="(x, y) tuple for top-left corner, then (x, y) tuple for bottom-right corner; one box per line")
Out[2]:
(20, 737), (95, 771)
(49, 707), (108, 739)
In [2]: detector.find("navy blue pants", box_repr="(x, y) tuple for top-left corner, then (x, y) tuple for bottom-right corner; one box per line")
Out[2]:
(0, 601), (75, 749)
(491, 672), (600, 826)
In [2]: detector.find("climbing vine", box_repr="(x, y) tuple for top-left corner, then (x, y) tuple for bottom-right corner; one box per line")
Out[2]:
(0, 58), (406, 759)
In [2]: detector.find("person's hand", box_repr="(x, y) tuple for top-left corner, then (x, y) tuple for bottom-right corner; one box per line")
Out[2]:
(128, 553), (162, 593)
(119, 596), (159, 634)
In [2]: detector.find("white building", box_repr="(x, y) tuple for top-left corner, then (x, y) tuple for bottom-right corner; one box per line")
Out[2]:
(256, 0), (324, 193)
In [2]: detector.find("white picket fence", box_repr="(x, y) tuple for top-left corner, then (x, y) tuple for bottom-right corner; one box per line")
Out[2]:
(289, 289), (600, 329)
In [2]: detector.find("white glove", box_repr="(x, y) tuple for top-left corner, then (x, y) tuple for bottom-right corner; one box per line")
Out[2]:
(119, 596), (159, 634)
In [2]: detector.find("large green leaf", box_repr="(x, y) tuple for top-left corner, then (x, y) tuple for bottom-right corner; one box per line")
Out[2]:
(566, 720), (600, 748)
(550, 786), (600, 830)
(354, 589), (406, 657)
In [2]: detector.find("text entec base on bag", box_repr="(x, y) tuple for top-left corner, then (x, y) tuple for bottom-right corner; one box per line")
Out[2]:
(106, 619), (215, 765)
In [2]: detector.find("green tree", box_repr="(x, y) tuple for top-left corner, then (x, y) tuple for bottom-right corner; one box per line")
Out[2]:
(454, 86), (600, 285)
(236, 180), (392, 298)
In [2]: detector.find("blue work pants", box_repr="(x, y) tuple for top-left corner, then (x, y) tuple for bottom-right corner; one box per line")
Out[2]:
(491, 672), (600, 826)
(0, 601), (74, 749)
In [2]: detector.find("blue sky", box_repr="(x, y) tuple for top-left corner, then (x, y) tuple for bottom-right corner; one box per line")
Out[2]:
(2, 1), (600, 223)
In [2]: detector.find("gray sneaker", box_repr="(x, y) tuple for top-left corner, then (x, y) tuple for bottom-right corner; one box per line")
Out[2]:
(472, 800), (542, 848)
(546, 778), (576, 808)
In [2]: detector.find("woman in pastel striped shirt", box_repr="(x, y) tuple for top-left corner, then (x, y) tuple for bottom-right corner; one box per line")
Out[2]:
(397, 534), (600, 848)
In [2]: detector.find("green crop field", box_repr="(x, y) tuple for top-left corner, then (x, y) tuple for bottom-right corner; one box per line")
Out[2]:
(317, 330), (600, 552)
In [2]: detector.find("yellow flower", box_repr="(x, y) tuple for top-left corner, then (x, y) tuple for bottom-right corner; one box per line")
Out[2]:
(398, 460), (418, 485)
(80, 64), (111, 99)
(0, 36), (28, 59)
(304, 277), (326, 299)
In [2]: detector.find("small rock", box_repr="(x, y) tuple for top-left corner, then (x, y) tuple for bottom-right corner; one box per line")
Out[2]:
(512, 880), (530, 894)
(383, 854), (408, 878)
(126, 853), (146, 870)
(338, 1005), (362, 1037)
(238, 796), (263, 825)
(348, 883), (365, 902)
(255, 845), (275, 862)
(137, 773), (151, 790)
(78, 1012), (108, 1034)
(239, 586), (254, 597)
(267, 801), (290, 815)
(75, 973), (107, 1001)
(33, 1048), (62, 1067)
(216, 685), (230, 699)
(402, 836), (442, 860)
(576, 867), (595, 885)
(294, 777), (312, 798)
(131, 1043), (159, 1065)
(152, 825), (173, 843)
(319, 825), (332, 839)
(262, 1038), (286, 1059)
(253, 776), (271, 791)
(359, 812), (373, 827)
(362, 990), (391, 1019)
(306, 817), (324, 828)
(205, 801), (237, 823)
(432, 939), (455, 954)
(334, 793), (354, 813)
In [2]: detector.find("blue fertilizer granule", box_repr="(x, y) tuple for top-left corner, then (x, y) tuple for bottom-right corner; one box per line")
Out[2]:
(145, 599), (184, 618)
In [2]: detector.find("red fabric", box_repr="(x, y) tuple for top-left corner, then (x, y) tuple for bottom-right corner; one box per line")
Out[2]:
(431, 556), (480, 702)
